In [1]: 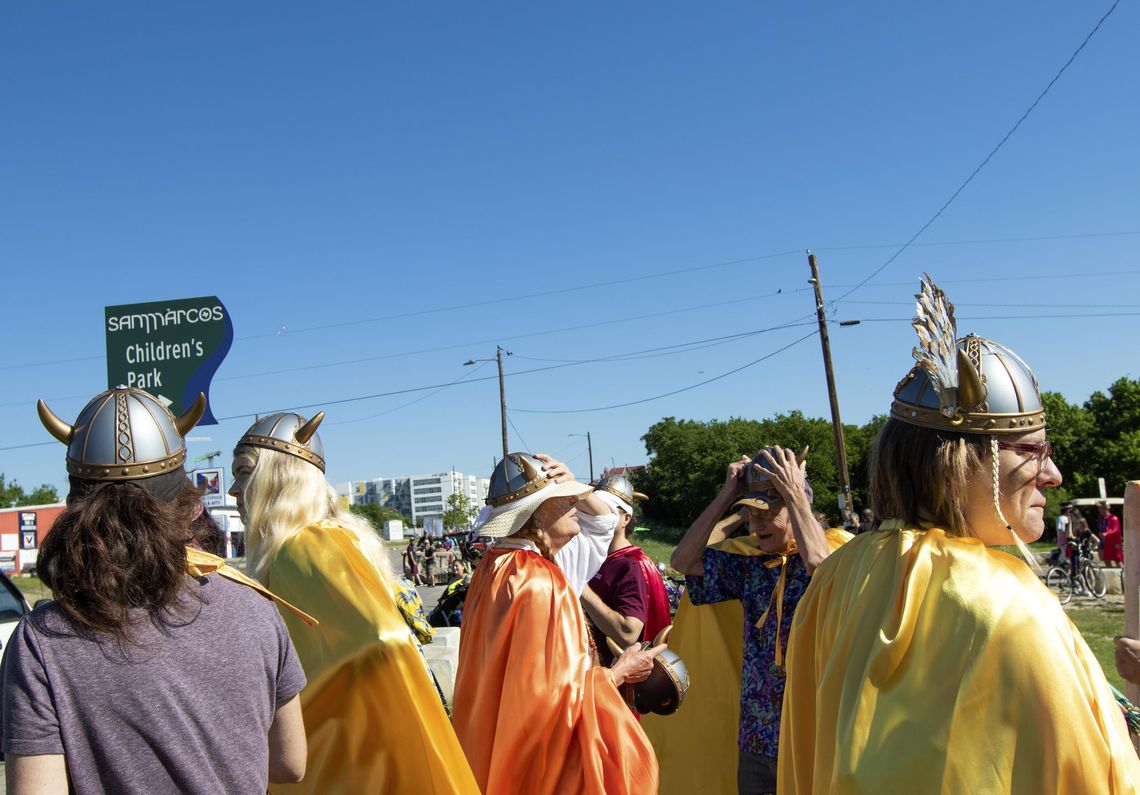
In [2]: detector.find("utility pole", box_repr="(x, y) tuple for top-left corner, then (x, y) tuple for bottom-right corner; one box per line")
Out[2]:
(807, 251), (853, 520)
(496, 346), (509, 460)
(568, 432), (595, 482)
(466, 348), (512, 462)
(586, 431), (594, 482)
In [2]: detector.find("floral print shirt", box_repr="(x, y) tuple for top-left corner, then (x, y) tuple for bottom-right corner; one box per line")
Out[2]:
(686, 548), (812, 758)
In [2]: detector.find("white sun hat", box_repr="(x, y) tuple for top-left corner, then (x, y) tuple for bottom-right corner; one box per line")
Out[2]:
(473, 452), (593, 539)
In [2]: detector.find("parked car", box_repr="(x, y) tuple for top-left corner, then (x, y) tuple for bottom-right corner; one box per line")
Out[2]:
(0, 571), (32, 652)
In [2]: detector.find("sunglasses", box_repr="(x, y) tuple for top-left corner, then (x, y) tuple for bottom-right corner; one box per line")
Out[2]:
(997, 440), (1053, 466)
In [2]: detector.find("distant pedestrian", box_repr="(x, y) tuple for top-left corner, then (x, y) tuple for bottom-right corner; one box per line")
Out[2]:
(857, 508), (877, 535)
(424, 542), (438, 584)
(1099, 500), (1123, 567)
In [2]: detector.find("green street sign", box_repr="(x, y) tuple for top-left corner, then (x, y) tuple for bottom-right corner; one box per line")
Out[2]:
(105, 296), (233, 425)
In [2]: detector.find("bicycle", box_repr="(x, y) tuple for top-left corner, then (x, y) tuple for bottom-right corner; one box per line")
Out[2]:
(1045, 539), (1106, 604)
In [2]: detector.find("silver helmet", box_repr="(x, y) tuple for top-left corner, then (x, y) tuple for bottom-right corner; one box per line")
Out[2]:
(486, 452), (552, 508)
(593, 474), (647, 514)
(890, 275), (1045, 435)
(38, 388), (205, 483)
(235, 411), (326, 472)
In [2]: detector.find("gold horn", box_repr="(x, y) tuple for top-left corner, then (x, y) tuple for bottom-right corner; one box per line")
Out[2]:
(294, 411), (325, 445)
(652, 625), (674, 646)
(175, 393), (207, 436)
(518, 454), (544, 482)
(632, 491), (649, 502)
(956, 349), (987, 409)
(796, 446), (809, 465)
(606, 636), (625, 659)
(37, 399), (73, 445)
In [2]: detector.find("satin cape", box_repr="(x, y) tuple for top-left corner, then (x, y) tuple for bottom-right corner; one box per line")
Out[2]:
(266, 522), (479, 795)
(452, 546), (659, 795)
(778, 524), (1140, 794)
(642, 530), (849, 795)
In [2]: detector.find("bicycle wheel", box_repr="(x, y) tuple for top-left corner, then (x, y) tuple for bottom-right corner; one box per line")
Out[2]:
(1045, 567), (1073, 605)
(1082, 562), (1107, 599)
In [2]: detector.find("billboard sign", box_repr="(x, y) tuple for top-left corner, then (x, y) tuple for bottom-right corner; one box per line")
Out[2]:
(105, 296), (233, 425)
(191, 467), (226, 508)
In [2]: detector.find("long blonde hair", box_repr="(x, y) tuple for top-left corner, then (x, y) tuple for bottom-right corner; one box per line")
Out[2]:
(238, 446), (392, 584)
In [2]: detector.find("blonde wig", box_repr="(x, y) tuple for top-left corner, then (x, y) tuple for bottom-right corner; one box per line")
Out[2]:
(870, 418), (1037, 568)
(237, 445), (392, 585)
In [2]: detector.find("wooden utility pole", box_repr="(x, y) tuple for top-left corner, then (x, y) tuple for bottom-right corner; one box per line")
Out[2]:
(807, 252), (853, 519)
(497, 346), (509, 460)
(1125, 481), (1140, 728)
(586, 431), (594, 482)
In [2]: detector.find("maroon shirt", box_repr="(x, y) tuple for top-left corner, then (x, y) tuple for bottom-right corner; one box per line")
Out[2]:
(588, 550), (650, 666)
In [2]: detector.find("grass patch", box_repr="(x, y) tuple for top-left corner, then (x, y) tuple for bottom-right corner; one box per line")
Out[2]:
(631, 520), (686, 570)
(1066, 603), (1125, 691)
(11, 575), (51, 606)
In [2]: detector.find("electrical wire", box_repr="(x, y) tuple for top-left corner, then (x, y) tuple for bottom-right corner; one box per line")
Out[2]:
(833, 0), (1123, 303)
(328, 361), (490, 425)
(213, 290), (793, 384)
(801, 268), (1140, 294)
(844, 311), (1140, 324)
(505, 413), (532, 453)
(5, 223), (1138, 377)
(512, 331), (819, 415)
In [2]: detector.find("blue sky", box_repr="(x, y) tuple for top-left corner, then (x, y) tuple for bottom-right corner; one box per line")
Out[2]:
(2, 2), (1137, 497)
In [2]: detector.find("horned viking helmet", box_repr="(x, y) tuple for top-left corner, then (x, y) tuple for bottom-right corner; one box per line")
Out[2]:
(38, 388), (205, 483)
(235, 411), (326, 472)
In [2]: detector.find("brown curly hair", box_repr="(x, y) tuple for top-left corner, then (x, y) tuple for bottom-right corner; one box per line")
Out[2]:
(39, 480), (203, 642)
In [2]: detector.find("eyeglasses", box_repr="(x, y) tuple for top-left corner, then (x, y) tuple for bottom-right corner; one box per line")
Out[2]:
(997, 440), (1054, 466)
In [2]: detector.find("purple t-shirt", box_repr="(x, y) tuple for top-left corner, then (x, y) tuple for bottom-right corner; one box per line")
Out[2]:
(588, 553), (649, 666)
(1, 574), (306, 794)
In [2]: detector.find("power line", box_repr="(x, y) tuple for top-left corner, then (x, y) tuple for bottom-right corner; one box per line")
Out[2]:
(238, 250), (803, 341)
(210, 319), (817, 421)
(5, 224), (1139, 376)
(802, 268), (1140, 295)
(844, 311), (1140, 323)
(512, 331), (819, 415)
(839, 298), (1140, 307)
(834, 0), (1123, 303)
(213, 290), (792, 384)
(812, 229), (1140, 253)
(327, 361), (491, 425)
(505, 412), (532, 452)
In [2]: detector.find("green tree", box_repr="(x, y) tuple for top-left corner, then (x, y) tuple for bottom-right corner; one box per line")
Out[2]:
(637, 412), (886, 529)
(441, 492), (478, 531)
(349, 502), (411, 532)
(1083, 377), (1140, 498)
(0, 474), (60, 507)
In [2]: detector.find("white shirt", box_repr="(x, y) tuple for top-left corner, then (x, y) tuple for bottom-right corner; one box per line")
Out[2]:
(554, 511), (619, 596)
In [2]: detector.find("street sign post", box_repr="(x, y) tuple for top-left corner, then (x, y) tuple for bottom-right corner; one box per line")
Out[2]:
(105, 296), (233, 424)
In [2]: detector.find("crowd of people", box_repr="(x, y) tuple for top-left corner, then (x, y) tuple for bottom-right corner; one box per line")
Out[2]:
(404, 535), (472, 586)
(3, 274), (1139, 794)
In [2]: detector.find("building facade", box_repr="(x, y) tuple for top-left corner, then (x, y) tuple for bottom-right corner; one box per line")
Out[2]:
(337, 470), (489, 528)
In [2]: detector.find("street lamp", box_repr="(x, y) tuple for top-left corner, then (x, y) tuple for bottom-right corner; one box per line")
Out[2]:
(568, 432), (594, 482)
(464, 346), (512, 460)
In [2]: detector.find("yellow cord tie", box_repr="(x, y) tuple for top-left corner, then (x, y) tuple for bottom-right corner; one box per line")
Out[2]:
(755, 543), (796, 676)
(185, 546), (318, 626)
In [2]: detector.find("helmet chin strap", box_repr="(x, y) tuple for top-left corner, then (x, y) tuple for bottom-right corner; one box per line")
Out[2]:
(990, 436), (1015, 538)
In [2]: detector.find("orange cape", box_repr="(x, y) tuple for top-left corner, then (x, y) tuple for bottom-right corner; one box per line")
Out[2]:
(452, 545), (658, 795)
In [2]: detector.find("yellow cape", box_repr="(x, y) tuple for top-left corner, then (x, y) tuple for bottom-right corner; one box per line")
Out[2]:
(266, 522), (479, 795)
(643, 529), (850, 795)
(778, 524), (1140, 794)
